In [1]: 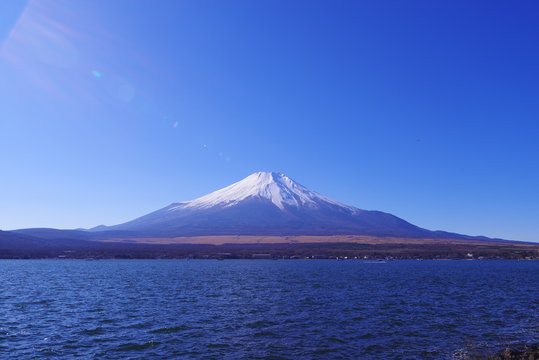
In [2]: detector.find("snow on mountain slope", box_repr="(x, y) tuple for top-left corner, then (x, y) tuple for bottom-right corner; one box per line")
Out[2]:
(169, 172), (357, 211)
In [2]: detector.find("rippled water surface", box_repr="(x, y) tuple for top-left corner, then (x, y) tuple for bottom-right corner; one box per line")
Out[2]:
(0, 260), (537, 359)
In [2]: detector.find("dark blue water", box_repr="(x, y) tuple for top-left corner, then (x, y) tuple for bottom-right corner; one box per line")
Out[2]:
(0, 260), (537, 359)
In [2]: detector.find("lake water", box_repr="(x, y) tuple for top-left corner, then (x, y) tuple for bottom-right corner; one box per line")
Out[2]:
(0, 260), (537, 359)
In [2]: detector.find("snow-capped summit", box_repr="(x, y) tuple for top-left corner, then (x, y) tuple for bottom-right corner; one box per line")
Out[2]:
(170, 171), (357, 211)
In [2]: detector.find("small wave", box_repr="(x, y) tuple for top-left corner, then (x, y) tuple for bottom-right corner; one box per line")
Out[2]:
(79, 327), (105, 335)
(246, 320), (277, 329)
(254, 331), (277, 337)
(325, 337), (346, 344)
(114, 341), (160, 351)
(313, 348), (334, 355)
(149, 325), (190, 334)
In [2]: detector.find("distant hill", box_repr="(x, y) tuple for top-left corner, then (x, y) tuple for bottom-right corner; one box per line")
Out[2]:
(0, 229), (95, 249)
(0, 230), (47, 249)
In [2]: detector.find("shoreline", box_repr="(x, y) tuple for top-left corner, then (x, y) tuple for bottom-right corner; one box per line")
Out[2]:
(2, 239), (538, 261)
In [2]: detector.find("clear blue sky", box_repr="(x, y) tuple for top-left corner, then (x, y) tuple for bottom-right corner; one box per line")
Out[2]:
(1, 0), (538, 241)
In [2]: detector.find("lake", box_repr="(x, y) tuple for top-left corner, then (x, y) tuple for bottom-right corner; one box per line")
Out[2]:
(0, 260), (537, 359)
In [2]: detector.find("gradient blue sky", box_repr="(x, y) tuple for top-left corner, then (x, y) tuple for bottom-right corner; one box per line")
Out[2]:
(1, 0), (538, 241)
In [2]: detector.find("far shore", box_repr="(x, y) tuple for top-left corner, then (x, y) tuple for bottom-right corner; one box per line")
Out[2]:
(1, 238), (538, 260)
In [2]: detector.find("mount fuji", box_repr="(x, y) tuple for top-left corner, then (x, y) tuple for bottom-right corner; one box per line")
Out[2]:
(90, 172), (473, 239)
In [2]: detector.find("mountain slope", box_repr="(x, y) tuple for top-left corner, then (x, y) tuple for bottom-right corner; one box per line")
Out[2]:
(94, 172), (469, 239)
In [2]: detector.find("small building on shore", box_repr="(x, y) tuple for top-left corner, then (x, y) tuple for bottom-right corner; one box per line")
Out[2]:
(252, 254), (272, 259)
